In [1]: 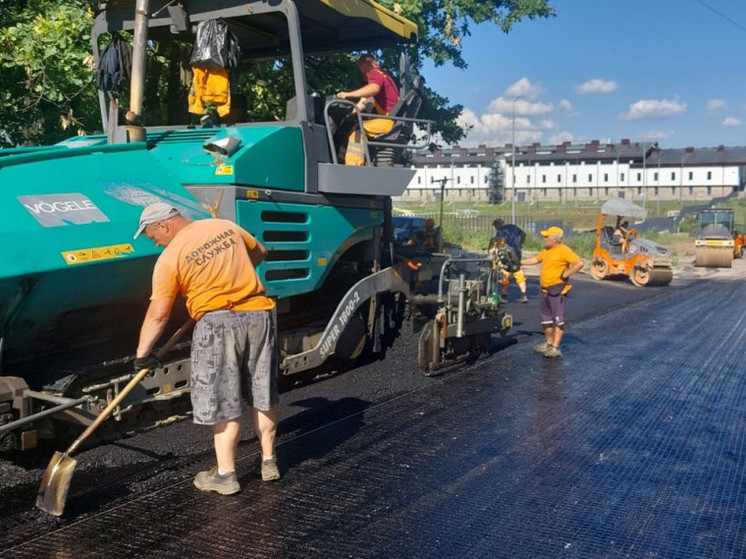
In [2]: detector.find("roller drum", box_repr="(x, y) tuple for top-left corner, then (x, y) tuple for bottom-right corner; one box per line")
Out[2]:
(695, 246), (733, 268)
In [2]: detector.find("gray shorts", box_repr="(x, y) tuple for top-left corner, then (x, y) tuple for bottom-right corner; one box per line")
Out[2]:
(190, 309), (278, 425)
(539, 292), (566, 326)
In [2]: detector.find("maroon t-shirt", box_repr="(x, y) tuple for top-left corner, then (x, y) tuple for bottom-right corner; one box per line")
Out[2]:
(369, 68), (399, 114)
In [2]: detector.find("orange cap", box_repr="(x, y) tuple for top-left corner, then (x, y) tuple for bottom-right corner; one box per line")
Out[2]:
(540, 226), (564, 237)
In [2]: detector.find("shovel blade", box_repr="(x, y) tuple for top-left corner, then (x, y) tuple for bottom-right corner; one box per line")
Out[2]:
(36, 451), (77, 516)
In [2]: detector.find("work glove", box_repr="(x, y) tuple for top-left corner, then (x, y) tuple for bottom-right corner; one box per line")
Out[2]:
(134, 354), (160, 373)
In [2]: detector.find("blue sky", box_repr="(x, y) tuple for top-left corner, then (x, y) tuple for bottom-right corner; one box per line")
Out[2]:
(421, 0), (746, 149)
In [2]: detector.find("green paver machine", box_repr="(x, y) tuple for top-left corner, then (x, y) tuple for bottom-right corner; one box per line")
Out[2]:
(0, 0), (512, 450)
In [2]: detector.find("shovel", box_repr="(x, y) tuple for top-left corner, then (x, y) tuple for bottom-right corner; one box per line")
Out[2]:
(36, 319), (194, 516)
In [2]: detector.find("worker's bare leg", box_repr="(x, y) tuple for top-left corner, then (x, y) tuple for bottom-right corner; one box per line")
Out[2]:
(214, 418), (241, 472)
(253, 406), (277, 459)
(542, 324), (553, 345)
(518, 280), (527, 296)
(551, 324), (565, 348)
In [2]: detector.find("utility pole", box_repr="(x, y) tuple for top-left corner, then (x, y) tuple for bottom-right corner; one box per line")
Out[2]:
(511, 95), (524, 223)
(432, 177), (450, 251)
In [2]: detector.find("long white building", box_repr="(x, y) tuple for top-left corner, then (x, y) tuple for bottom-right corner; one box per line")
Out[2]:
(400, 140), (746, 205)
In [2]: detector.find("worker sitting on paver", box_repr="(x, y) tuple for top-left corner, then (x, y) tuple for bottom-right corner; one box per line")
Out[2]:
(337, 54), (400, 166)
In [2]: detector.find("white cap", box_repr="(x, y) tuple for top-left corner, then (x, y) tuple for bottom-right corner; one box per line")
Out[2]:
(133, 202), (180, 239)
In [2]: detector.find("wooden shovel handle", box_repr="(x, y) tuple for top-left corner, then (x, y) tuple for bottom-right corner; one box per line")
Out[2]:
(66, 319), (194, 456)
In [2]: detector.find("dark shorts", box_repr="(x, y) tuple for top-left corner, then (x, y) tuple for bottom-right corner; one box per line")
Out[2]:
(539, 292), (566, 326)
(190, 309), (278, 425)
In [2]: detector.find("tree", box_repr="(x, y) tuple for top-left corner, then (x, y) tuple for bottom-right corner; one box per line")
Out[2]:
(0, 0), (99, 147)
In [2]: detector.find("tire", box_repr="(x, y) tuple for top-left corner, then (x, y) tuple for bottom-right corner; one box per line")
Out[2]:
(591, 258), (609, 280)
(631, 267), (650, 287)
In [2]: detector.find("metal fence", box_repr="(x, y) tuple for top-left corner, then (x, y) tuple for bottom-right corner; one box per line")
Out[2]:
(408, 213), (571, 237)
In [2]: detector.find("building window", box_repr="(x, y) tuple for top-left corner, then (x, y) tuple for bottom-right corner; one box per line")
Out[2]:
(572, 174), (577, 183)
(457, 176), (461, 184)
(588, 174), (592, 183)
(637, 187), (642, 195)
(707, 186), (712, 195)
(604, 187), (609, 195)
(557, 174), (561, 182)
(707, 171), (712, 180)
(542, 174), (546, 183)
(688, 171), (693, 180)
(637, 172), (642, 181)
(671, 172), (676, 181)
(417, 176), (422, 184)
(654, 172), (658, 181)
(621, 173), (625, 182)
(689, 186), (694, 195)
(470, 176), (474, 184)
(604, 173), (608, 182)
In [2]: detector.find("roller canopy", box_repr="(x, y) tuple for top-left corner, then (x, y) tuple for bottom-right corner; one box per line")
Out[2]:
(601, 198), (646, 219)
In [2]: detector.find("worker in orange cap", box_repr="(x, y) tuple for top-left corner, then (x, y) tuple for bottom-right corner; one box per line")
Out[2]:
(521, 226), (584, 359)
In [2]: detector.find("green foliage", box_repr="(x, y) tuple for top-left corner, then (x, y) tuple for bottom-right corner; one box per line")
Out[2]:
(440, 222), (494, 251)
(0, 1), (97, 146)
(676, 214), (697, 234)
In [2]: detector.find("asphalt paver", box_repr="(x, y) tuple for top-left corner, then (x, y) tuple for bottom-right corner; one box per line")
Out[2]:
(2, 272), (745, 558)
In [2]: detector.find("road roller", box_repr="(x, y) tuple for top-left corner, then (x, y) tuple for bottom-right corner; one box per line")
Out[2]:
(590, 198), (673, 287)
(694, 208), (745, 268)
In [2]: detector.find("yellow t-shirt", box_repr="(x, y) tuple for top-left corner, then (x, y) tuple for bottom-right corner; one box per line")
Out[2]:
(535, 243), (581, 294)
(151, 219), (274, 321)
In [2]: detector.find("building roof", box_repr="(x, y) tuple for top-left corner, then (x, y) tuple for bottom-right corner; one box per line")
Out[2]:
(412, 140), (746, 168)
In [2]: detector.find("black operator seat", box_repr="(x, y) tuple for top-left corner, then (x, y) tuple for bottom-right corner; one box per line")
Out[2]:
(371, 75), (425, 166)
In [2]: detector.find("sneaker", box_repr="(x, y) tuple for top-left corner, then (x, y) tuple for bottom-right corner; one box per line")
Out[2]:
(533, 341), (550, 353)
(254, 456), (281, 482)
(519, 294), (528, 303)
(193, 466), (240, 495)
(543, 345), (562, 358)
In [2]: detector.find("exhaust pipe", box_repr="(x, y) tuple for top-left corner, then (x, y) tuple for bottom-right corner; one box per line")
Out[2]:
(127, 0), (150, 143)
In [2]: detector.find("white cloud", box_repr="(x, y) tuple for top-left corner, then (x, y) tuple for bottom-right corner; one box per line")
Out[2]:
(455, 78), (563, 146)
(575, 79), (617, 95)
(707, 99), (727, 114)
(721, 116), (742, 128)
(487, 97), (554, 116)
(558, 99), (576, 114)
(618, 97), (687, 120)
(504, 77), (543, 100)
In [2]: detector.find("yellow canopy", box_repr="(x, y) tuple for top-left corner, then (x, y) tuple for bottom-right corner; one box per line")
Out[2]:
(318, 0), (418, 44)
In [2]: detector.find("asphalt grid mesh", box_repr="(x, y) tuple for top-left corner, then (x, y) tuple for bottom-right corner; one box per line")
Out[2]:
(3, 278), (745, 558)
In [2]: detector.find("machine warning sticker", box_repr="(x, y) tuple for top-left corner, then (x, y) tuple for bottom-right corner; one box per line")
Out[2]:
(215, 165), (234, 176)
(18, 193), (109, 228)
(61, 244), (134, 266)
